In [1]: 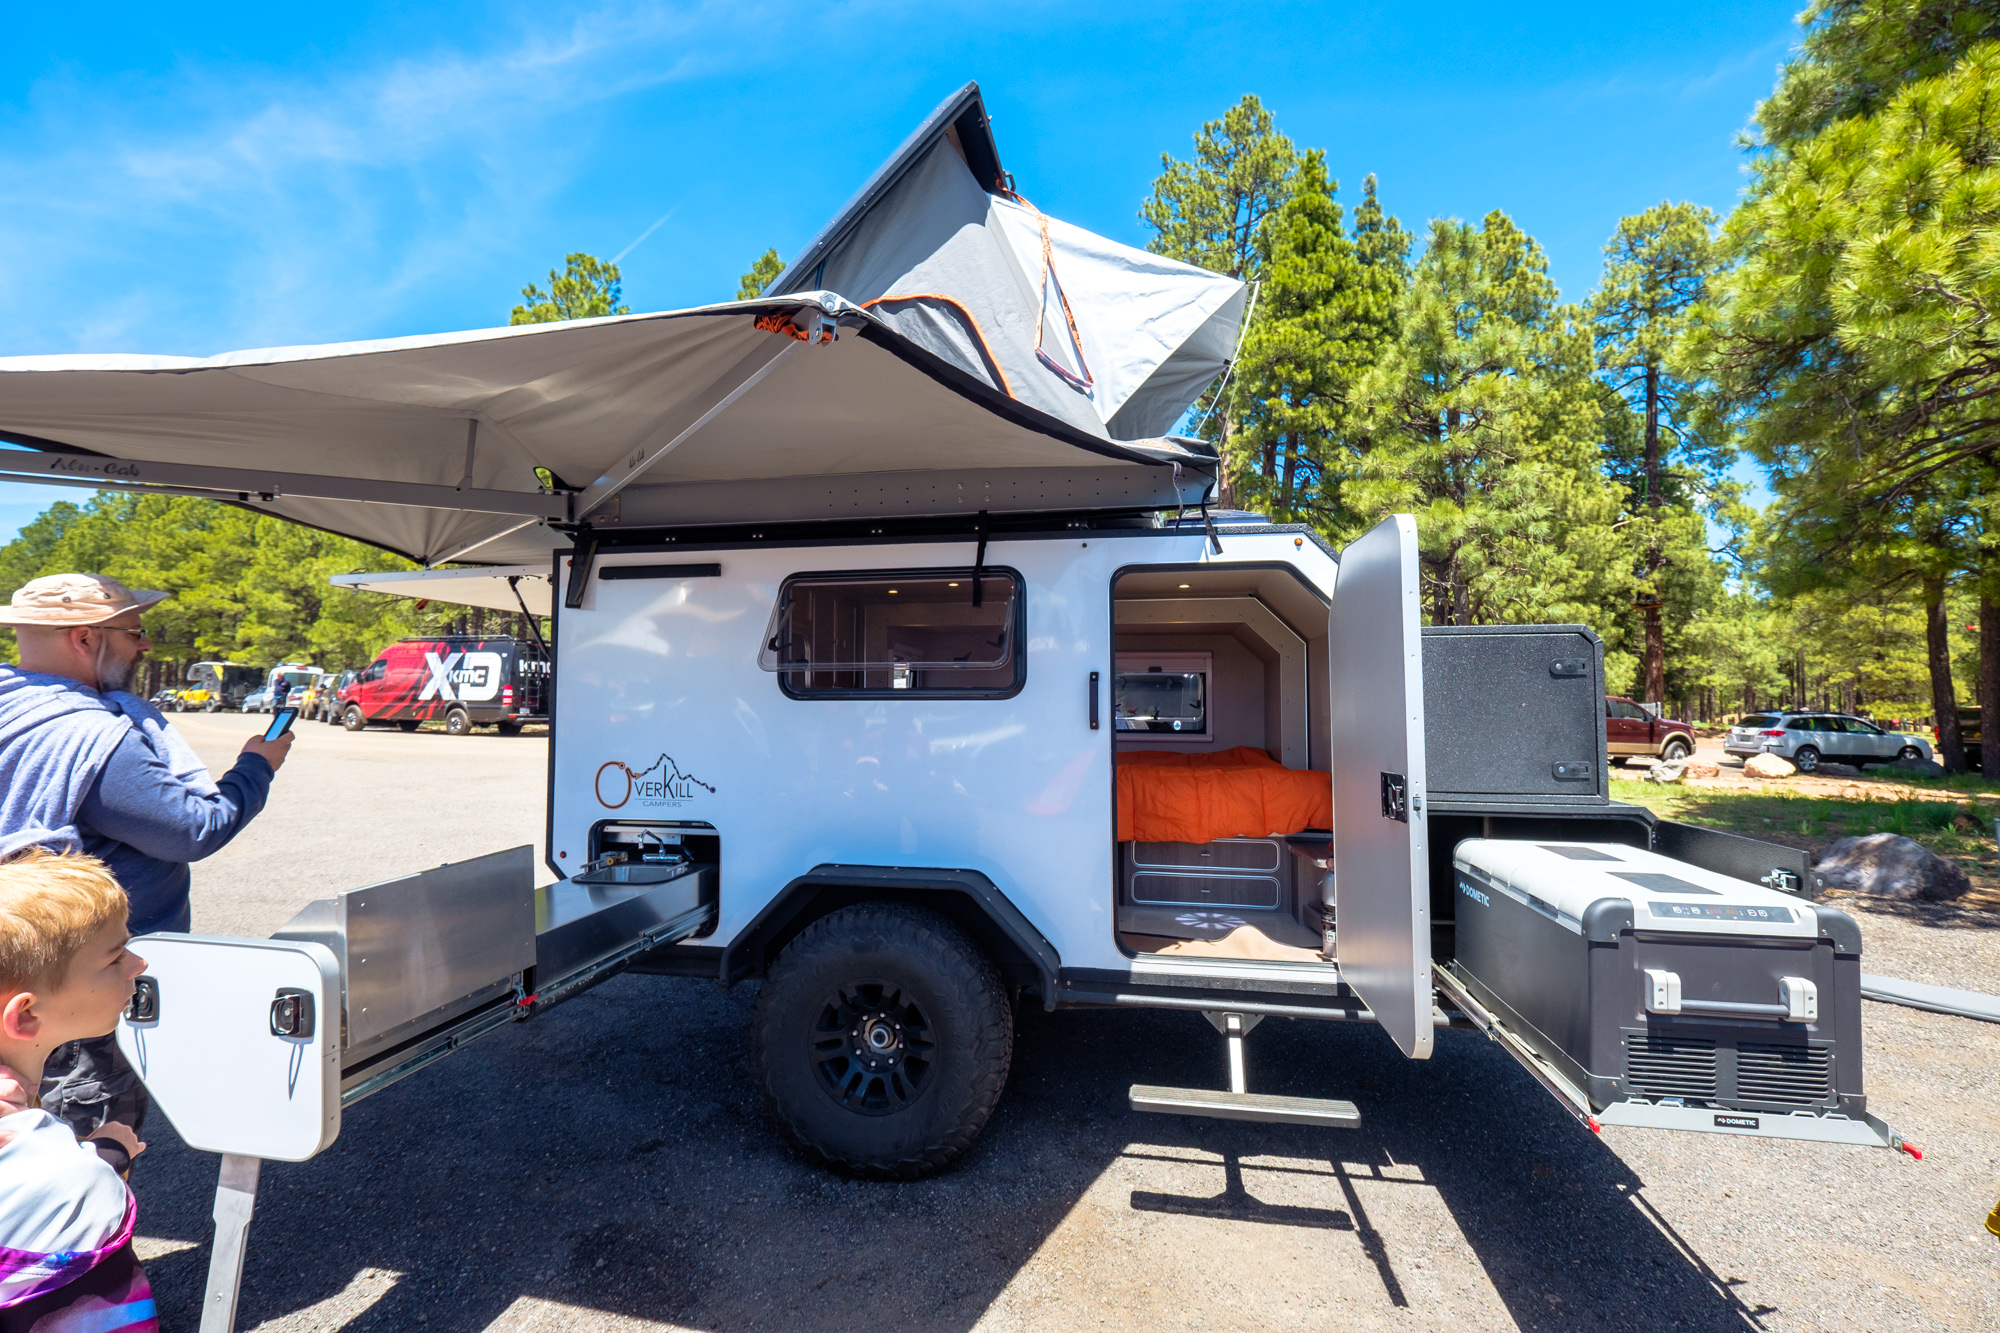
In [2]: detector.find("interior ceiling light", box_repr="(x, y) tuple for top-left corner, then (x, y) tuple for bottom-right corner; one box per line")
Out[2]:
(1178, 584), (1191, 589)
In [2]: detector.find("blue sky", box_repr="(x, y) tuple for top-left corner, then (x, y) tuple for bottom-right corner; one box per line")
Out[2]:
(0, 1), (1800, 542)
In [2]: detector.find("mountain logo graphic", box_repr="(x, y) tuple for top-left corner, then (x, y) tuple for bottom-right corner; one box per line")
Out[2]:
(595, 754), (717, 809)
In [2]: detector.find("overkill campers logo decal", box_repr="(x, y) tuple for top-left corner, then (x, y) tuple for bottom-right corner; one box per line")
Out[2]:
(596, 753), (717, 809)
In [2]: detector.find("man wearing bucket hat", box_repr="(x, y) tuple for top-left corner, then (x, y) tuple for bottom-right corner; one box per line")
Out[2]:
(0, 573), (293, 1165)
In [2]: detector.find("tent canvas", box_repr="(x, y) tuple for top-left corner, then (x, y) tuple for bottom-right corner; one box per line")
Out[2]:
(0, 84), (1234, 568)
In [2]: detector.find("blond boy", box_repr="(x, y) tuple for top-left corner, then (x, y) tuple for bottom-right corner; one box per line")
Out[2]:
(0, 850), (157, 1332)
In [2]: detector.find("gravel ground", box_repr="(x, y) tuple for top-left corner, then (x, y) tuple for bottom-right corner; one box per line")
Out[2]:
(121, 714), (2000, 1332)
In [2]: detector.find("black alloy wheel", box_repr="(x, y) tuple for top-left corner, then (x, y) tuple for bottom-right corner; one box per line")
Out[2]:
(342, 705), (367, 732)
(1794, 745), (1821, 773)
(752, 902), (1012, 1180)
(812, 980), (937, 1115)
(444, 707), (472, 737)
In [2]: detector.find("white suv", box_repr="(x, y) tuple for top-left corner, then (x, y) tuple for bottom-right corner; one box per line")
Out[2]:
(1725, 712), (1933, 773)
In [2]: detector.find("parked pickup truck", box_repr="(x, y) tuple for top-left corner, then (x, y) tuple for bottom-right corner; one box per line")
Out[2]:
(1605, 694), (1694, 764)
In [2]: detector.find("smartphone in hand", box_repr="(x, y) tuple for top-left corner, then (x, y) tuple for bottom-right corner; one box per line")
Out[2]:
(263, 708), (299, 742)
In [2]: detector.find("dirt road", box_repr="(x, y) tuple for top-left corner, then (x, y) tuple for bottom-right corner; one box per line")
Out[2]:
(124, 713), (2000, 1332)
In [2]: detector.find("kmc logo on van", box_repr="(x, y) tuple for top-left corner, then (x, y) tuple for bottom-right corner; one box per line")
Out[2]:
(595, 753), (717, 809)
(419, 651), (503, 703)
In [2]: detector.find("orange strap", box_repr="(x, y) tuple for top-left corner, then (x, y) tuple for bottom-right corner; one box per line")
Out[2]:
(860, 293), (1015, 397)
(997, 188), (1095, 393)
(753, 311), (835, 344)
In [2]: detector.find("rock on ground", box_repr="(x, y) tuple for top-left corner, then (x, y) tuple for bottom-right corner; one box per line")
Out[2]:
(1815, 761), (1860, 777)
(1683, 762), (1720, 779)
(1885, 756), (1947, 778)
(1744, 753), (1796, 779)
(1815, 832), (1972, 901)
(1644, 761), (1686, 785)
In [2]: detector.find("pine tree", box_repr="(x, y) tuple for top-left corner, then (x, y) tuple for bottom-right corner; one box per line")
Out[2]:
(1231, 156), (1405, 530)
(1590, 201), (1727, 705)
(1348, 212), (1623, 627)
(510, 253), (630, 324)
(737, 248), (784, 300)
(1693, 29), (2000, 767)
(1140, 95), (1299, 506)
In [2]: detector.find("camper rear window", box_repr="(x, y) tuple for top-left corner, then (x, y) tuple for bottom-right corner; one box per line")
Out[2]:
(760, 570), (1023, 698)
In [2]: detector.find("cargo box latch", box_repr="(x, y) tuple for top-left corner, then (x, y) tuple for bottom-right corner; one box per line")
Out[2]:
(1380, 772), (1407, 822)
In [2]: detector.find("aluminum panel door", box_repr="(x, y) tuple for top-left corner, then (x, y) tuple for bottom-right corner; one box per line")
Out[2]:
(1329, 515), (1432, 1058)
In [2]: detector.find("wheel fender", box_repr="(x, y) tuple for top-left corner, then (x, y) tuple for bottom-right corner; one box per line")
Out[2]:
(720, 866), (1060, 1004)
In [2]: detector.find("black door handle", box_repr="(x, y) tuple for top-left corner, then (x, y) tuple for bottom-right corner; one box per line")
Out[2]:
(1089, 671), (1100, 730)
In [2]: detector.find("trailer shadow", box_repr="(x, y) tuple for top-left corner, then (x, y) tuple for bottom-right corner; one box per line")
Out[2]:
(130, 974), (1768, 1332)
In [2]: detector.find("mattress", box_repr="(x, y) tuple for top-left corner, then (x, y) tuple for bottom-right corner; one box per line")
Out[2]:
(1115, 746), (1332, 844)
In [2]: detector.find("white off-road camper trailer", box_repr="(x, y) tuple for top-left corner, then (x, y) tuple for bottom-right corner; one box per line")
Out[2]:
(0, 84), (1907, 1331)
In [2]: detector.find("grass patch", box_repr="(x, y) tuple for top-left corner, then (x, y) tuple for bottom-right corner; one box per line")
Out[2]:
(1609, 777), (1997, 867)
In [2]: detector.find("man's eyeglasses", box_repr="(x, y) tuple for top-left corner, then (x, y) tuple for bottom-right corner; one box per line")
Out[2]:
(96, 626), (148, 643)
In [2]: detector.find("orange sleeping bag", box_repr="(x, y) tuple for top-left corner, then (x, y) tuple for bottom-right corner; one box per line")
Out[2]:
(1115, 746), (1332, 845)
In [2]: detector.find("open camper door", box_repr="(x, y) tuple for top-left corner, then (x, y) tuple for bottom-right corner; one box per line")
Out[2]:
(1329, 515), (1432, 1058)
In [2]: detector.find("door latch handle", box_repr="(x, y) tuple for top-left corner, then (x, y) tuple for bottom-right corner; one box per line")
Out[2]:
(124, 975), (159, 1023)
(1380, 772), (1408, 823)
(270, 987), (315, 1040)
(1089, 671), (1100, 731)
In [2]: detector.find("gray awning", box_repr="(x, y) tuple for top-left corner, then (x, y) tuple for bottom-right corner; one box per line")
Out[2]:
(0, 296), (1213, 565)
(329, 566), (554, 616)
(0, 83), (1229, 567)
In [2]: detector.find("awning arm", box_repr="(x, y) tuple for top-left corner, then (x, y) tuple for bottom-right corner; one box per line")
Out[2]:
(569, 335), (800, 522)
(0, 445), (569, 520)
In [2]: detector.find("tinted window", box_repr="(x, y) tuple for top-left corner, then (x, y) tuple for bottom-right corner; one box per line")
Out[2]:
(1114, 671), (1206, 735)
(760, 570), (1022, 697)
(1782, 718), (1808, 730)
(1739, 715), (1778, 728)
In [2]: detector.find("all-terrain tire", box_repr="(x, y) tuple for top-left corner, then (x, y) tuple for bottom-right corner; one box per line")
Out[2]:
(752, 902), (1012, 1180)
(342, 706), (367, 732)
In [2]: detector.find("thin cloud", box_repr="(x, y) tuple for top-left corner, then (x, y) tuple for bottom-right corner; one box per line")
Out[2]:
(0, 3), (783, 354)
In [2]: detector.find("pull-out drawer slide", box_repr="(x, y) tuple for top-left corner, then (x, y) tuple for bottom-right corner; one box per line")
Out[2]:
(1442, 838), (1909, 1152)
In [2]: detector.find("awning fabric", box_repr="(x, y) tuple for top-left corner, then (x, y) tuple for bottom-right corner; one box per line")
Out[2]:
(0, 84), (1229, 568)
(330, 566), (553, 617)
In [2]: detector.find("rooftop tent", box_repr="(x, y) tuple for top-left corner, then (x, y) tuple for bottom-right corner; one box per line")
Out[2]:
(0, 85), (1233, 568)
(766, 84), (1248, 442)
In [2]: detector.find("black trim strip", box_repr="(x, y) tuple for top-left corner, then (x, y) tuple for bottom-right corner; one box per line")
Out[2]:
(598, 562), (722, 581)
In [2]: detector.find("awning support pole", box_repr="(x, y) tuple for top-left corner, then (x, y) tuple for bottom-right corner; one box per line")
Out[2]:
(457, 420), (478, 491)
(507, 575), (550, 654)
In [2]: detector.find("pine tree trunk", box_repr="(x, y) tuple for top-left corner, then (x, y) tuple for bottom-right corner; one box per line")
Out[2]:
(1217, 412), (1238, 510)
(1981, 592), (1998, 779)
(1639, 364), (1667, 705)
(1280, 434), (1299, 522)
(1642, 603), (1665, 705)
(1924, 573), (1966, 771)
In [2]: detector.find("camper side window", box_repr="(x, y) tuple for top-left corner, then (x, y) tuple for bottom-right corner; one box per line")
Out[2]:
(759, 570), (1024, 698)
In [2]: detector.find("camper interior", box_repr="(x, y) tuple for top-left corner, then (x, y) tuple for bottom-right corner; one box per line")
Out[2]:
(1109, 558), (1335, 964)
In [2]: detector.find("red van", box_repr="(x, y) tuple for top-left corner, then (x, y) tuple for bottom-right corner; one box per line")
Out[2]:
(337, 636), (549, 735)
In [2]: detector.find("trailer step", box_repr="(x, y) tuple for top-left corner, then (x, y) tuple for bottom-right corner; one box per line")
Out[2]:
(1129, 1083), (1361, 1127)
